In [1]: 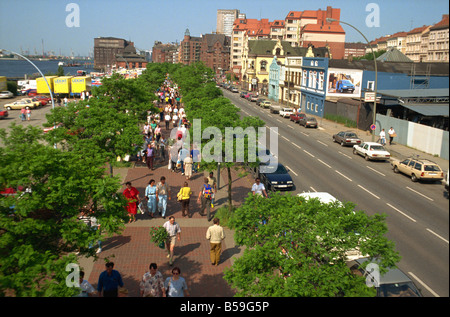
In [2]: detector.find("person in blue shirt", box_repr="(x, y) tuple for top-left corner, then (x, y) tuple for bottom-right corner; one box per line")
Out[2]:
(97, 262), (124, 297)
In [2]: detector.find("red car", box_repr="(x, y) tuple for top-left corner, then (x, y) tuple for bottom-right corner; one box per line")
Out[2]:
(35, 95), (52, 104)
(27, 89), (37, 97)
(31, 97), (46, 106)
(290, 112), (306, 123)
(0, 110), (8, 119)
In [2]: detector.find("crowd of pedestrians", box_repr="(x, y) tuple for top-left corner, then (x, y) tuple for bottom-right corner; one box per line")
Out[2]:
(73, 75), (228, 297)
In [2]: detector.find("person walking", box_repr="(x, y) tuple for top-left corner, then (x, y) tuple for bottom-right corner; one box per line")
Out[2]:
(159, 135), (166, 162)
(207, 172), (217, 208)
(26, 108), (31, 121)
(20, 108), (26, 121)
(206, 218), (226, 266)
(197, 177), (213, 221)
(164, 267), (189, 297)
(379, 129), (386, 145)
(144, 143), (155, 170)
(251, 178), (268, 198)
(183, 155), (193, 180)
(388, 127), (396, 145)
(177, 181), (192, 217)
(178, 147), (189, 175)
(163, 216), (181, 265)
(123, 182), (140, 223)
(156, 176), (171, 219)
(145, 179), (157, 218)
(139, 263), (166, 297)
(97, 262), (124, 297)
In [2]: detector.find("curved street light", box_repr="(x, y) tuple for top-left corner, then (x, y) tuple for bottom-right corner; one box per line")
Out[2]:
(1, 49), (55, 110)
(326, 18), (378, 141)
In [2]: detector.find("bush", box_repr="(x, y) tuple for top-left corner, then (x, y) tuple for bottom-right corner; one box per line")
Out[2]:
(324, 114), (357, 128)
(214, 205), (236, 228)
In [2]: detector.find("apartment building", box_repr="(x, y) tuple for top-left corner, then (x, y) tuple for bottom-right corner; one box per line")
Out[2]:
(217, 9), (246, 36)
(200, 33), (231, 74)
(179, 28), (202, 65)
(386, 31), (408, 54)
(427, 14), (449, 62)
(344, 42), (367, 60)
(152, 42), (179, 63)
(405, 25), (431, 62)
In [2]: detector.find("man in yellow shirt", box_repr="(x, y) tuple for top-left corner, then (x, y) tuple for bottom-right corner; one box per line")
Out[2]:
(177, 181), (192, 217)
(206, 218), (225, 266)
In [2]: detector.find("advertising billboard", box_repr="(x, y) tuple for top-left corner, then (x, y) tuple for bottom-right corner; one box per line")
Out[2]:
(326, 68), (363, 98)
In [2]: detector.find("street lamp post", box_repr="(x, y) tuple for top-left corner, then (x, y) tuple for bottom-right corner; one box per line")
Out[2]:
(326, 18), (378, 141)
(1, 49), (55, 111)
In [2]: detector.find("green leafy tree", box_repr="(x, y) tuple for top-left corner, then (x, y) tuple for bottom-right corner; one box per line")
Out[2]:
(0, 124), (128, 296)
(224, 193), (400, 297)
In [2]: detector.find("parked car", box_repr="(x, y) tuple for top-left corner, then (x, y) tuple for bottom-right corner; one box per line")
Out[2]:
(26, 89), (37, 97)
(240, 91), (248, 98)
(4, 100), (36, 110)
(391, 157), (444, 182)
(0, 91), (14, 99)
(279, 107), (294, 118)
(299, 116), (318, 128)
(347, 257), (423, 297)
(353, 142), (390, 161)
(230, 86), (239, 93)
(261, 100), (272, 109)
(290, 112), (306, 123)
(269, 104), (281, 113)
(333, 131), (362, 146)
(30, 97), (46, 106)
(258, 162), (294, 191)
(336, 79), (355, 93)
(35, 95), (52, 103)
(250, 95), (259, 102)
(0, 110), (8, 119)
(22, 98), (41, 107)
(256, 98), (265, 106)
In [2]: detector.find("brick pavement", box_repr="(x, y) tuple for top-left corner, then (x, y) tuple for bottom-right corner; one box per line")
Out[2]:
(82, 147), (253, 297)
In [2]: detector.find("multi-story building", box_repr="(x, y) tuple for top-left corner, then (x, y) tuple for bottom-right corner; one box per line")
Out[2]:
(114, 44), (148, 69)
(200, 33), (231, 74)
(179, 29), (202, 65)
(152, 42), (179, 64)
(284, 6), (345, 59)
(427, 14), (449, 62)
(405, 25), (431, 62)
(386, 31), (408, 54)
(231, 18), (273, 79)
(217, 9), (245, 37)
(94, 37), (132, 71)
(344, 43), (367, 60)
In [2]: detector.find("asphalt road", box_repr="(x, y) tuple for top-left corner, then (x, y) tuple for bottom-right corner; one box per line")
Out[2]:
(222, 88), (449, 297)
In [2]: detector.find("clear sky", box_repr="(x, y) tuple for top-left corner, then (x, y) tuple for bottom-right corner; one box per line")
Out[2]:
(0, 0), (448, 56)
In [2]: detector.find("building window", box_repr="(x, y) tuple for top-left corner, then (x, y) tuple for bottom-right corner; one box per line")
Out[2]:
(367, 81), (375, 91)
(318, 72), (324, 90)
(260, 60), (267, 71)
(302, 70), (307, 86)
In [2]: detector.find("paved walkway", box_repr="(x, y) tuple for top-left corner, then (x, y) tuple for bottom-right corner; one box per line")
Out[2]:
(79, 153), (252, 297)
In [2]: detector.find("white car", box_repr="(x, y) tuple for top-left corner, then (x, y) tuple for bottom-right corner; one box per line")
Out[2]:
(0, 91), (14, 99)
(353, 142), (390, 161)
(279, 107), (294, 118)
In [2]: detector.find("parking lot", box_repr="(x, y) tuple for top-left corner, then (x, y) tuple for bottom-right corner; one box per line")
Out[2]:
(0, 95), (64, 132)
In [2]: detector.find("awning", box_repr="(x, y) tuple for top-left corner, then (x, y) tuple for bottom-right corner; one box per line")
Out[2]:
(402, 104), (449, 116)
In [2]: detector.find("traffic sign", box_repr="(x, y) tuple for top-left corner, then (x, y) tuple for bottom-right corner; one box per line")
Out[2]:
(370, 124), (376, 131)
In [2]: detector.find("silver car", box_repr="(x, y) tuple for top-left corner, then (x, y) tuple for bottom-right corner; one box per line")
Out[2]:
(333, 131), (362, 146)
(0, 91), (14, 99)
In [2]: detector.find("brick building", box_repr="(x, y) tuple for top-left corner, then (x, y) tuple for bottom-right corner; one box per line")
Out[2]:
(114, 44), (148, 69)
(179, 28), (202, 65)
(152, 42), (179, 63)
(344, 42), (367, 60)
(94, 37), (132, 71)
(200, 33), (231, 74)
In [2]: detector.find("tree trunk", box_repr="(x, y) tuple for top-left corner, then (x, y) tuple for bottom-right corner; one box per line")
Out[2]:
(227, 166), (233, 213)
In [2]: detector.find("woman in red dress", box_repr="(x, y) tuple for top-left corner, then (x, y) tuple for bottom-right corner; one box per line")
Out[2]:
(123, 182), (140, 223)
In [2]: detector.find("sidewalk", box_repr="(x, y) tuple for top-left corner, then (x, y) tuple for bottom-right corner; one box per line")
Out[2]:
(79, 153), (252, 297)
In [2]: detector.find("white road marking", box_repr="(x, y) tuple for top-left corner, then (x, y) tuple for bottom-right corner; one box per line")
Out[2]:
(407, 272), (440, 297)
(310, 186), (317, 192)
(335, 170), (352, 182)
(366, 165), (386, 177)
(288, 125), (294, 129)
(301, 132), (308, 136)
(282, 136), (289, 141)
(426, 228), (449, 244)
(406, 186), (434, 201)
(357, 185), (380, 199)
(318, 159), (331, 168)
(386, 203), (417, 222)
(317, 140), (328, 147)
(338, 151), (352, 159)
(286, 166), (298, 176)
(303, 150), (315, 157)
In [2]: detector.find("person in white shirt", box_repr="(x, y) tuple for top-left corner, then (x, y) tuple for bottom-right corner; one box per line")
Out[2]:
(379, 129), (386, 145)
(388, 127), (396, 145)
(251, 178), (268, 198)
(164, 114), (171, 130)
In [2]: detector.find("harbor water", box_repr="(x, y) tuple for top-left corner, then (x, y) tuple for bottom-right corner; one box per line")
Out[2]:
(0, 59), (93, 79)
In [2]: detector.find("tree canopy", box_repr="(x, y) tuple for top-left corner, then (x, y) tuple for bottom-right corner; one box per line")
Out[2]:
(224, 193), (400, 297)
